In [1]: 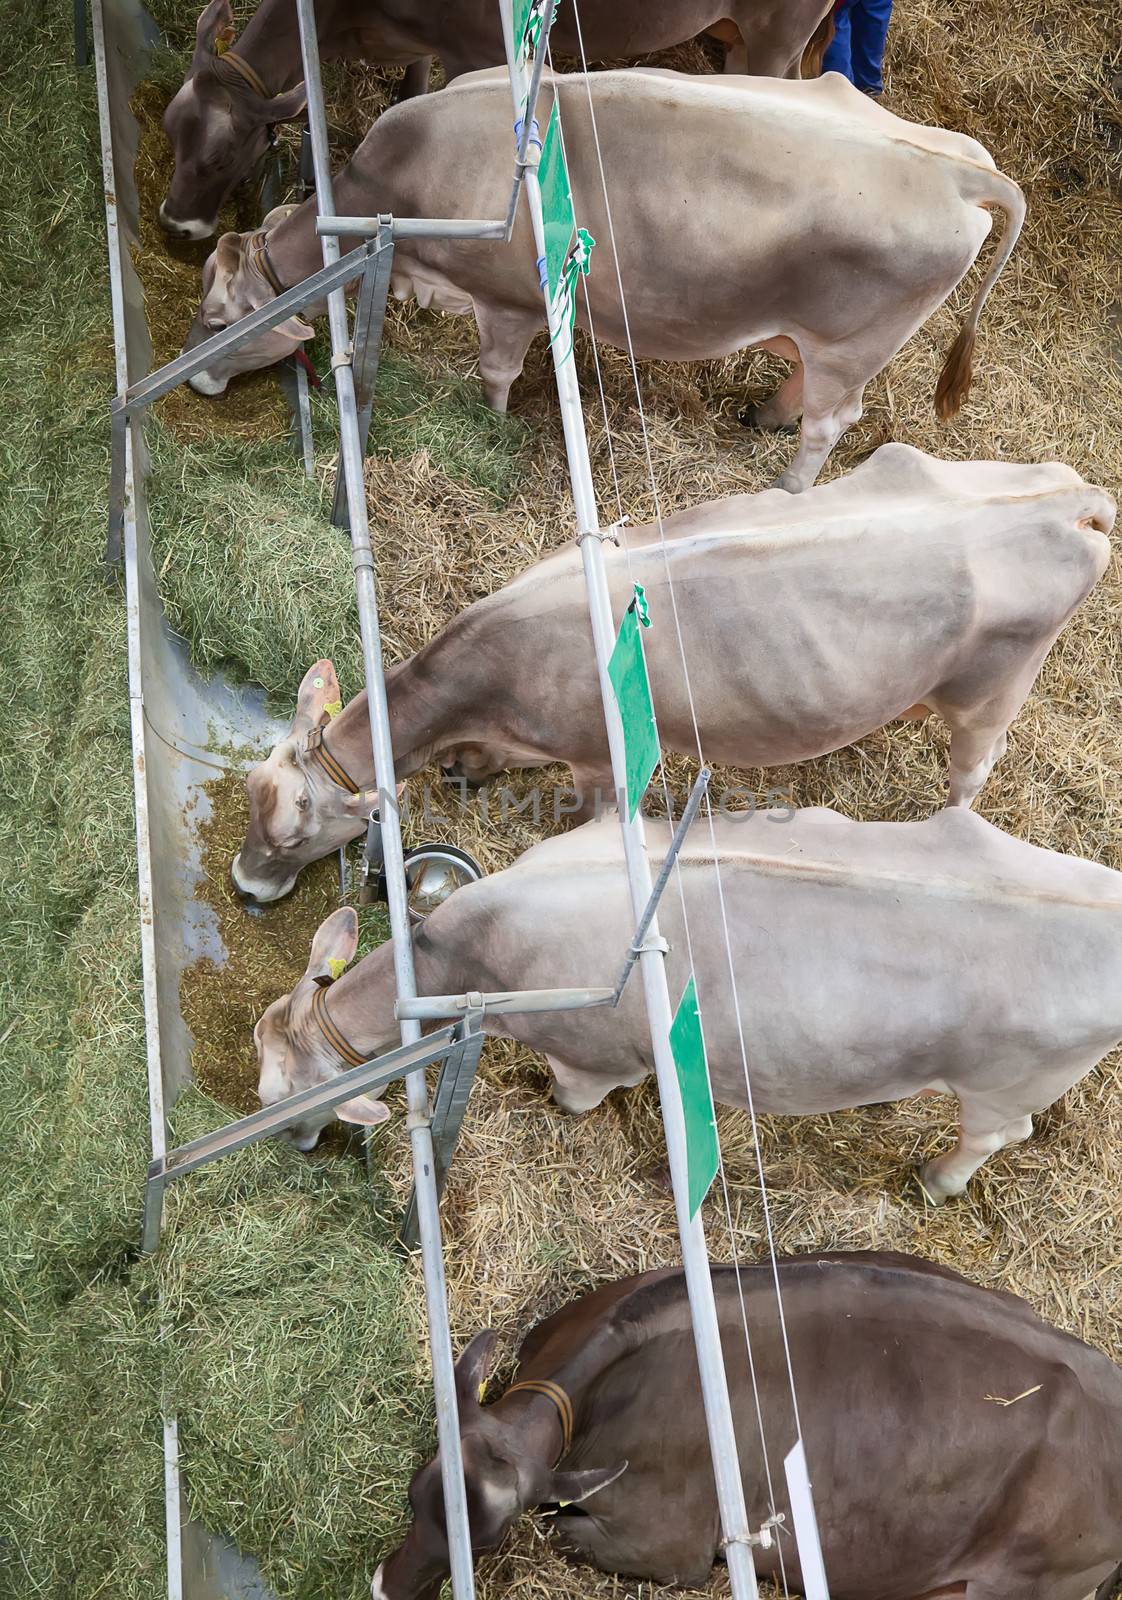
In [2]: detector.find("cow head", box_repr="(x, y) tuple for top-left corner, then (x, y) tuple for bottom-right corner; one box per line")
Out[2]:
(159, 0), (307, 239)
(372, 1334), (627, 1600)
(253, 906), (392, 1150)
(233, 661), (372, 907)
(182, 205), (313, 396)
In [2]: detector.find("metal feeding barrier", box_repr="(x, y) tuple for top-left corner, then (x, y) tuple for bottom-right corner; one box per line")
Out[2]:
(105, 0), (832, 1592)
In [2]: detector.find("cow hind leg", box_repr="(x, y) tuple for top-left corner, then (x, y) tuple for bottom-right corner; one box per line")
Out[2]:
(918, 1104), (1034, 1204)
(473, 305), (539, 412)
(776, 366), (867, 492)
(549, 1056), (646, 1114)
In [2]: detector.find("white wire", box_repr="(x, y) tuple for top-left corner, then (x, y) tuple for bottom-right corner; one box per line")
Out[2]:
(545, 43), (795, 1589)
(559, 5), (813, 1463)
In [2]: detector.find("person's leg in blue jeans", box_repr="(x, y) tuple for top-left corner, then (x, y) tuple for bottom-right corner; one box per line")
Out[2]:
(821, 2), (852, 80)
(849, 0), (893, 95)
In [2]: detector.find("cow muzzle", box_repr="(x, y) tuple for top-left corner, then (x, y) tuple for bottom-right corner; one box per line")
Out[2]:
(230, 853), (296, 910)
(157, 199), (219, 241)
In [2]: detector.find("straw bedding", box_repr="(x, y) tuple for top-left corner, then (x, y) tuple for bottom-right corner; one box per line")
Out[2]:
(129, 0), (1122, 1596)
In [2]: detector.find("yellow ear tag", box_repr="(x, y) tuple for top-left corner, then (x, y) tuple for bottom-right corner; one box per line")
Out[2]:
(477, 1380), (488, 1403)
(327, 957), (347, 981)
(323, 698), (343, 720)
(558, 1500), (572, 1508)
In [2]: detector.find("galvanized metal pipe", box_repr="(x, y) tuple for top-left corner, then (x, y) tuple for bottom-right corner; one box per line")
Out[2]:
(497, 9), (760, 1595)
(316, 215), (508, 240)
(292, 3), (477, 1595)
(397, 986), (615, 1021)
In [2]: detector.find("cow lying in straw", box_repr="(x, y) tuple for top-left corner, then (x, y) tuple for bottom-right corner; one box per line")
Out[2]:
(181, 68), (1026, 490)
(253, 806), (1122, 1202)
(160, 0), (835, 238)
(372, 1254), (1122, 1600)
(230, 445), (1113, 906)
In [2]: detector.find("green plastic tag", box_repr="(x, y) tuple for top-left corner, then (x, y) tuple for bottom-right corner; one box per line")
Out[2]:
(607, 588), (659, 820)
(538, 104), (574, 301)
(669, 976), (719, 1218)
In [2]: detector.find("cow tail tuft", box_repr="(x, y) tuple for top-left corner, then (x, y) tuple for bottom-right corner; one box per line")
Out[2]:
(934, 168), (1026, 422)
(801, 6), (836, 77)
(934, 324), (977, 420)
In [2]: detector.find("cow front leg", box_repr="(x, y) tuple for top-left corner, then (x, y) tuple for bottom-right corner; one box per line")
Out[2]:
(473, 304), (539, 412)
(947, 724), (1008, 808)
(918, 1106), (1034, 1204)
(775, 369), (866, 492)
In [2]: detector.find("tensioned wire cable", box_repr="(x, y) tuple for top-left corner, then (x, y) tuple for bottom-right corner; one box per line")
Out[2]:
(547, 17), (822, 1567)
(537, 31), (819, 1580)
(541, 51), (793, 1593)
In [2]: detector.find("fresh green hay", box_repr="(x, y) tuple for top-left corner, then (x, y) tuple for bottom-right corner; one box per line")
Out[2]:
(0, 9), (424, 1600)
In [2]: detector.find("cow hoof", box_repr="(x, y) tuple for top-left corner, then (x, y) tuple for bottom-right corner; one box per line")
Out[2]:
(738, 404), (797, 434)
(773, 470), (804, 494)
(916, 1164), (952, 1206)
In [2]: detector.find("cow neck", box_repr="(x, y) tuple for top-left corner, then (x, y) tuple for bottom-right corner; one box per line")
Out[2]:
(213, 48), (272, 100)
(304, 723), (367, 798)
(309, 980), (367, 1068)
(500, 1379), (574, 1462)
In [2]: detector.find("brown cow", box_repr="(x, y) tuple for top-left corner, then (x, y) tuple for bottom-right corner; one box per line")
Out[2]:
(373, 1253), (1122, 1599)
(160, 0), (834, 237)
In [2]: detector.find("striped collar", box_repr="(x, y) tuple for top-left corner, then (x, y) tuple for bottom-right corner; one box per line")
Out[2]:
(503, 1378), (574, 1461)
(310, 982), (367, 1069)
(305, 724), (364, 797)
(213, 47), (271, 100)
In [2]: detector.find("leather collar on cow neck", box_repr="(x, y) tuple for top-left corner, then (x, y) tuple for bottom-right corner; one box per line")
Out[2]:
(247, 228), (286, 296)
(213, 47), (271, 101)
(310, 981), (367, 1068)
(305, 724), (365, 798)
(503, 1378), (574, 1461)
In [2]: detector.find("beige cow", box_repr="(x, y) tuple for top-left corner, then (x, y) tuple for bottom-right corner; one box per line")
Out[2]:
(182, 68), (1025, 490)
(231, 446), (1112, 904)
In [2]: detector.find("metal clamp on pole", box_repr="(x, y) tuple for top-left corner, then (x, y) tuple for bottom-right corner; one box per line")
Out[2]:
(396, 986), (615, 1022)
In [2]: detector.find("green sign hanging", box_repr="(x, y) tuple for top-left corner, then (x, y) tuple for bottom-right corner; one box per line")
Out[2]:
(538, 103), (574, 300)
(669, 976), (719, 1218)
(607, 584), (658, 819)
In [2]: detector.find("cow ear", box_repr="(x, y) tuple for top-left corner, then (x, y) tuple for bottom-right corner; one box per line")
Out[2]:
(192, 0), (234, 70)
(290, 659), (342, 738)
(255, 83), (308, 123)
(455, 1331), (499, 1409)
(214, 229), (245, 277)
(547, 1462), (628, 1505)
(335, 1095), (390, 1126)
(305, 907), (359, 985)
(276, 315), (316, 341)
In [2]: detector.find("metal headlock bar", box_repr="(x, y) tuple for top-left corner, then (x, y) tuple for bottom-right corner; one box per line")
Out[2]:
(288, 1), (563, 1590)
(496, 9), (761, 1597)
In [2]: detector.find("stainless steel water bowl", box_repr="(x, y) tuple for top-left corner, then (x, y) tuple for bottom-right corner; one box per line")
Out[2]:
(403, 844), (485, 922)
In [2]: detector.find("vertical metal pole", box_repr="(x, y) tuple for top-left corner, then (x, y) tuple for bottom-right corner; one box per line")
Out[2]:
(291, 5), (476, 1596)
(498, 10), (759, 1596)
(331, 226), (394, 529)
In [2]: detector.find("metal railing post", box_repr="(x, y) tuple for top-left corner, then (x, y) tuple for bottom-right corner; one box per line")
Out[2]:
(497, 8), (760, 1595)
(291, 3), (477, 1594)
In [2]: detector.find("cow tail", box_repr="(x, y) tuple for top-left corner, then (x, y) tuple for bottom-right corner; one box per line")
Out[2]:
(934, 169), (1026, 421)
(800, 5), (836, 77)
